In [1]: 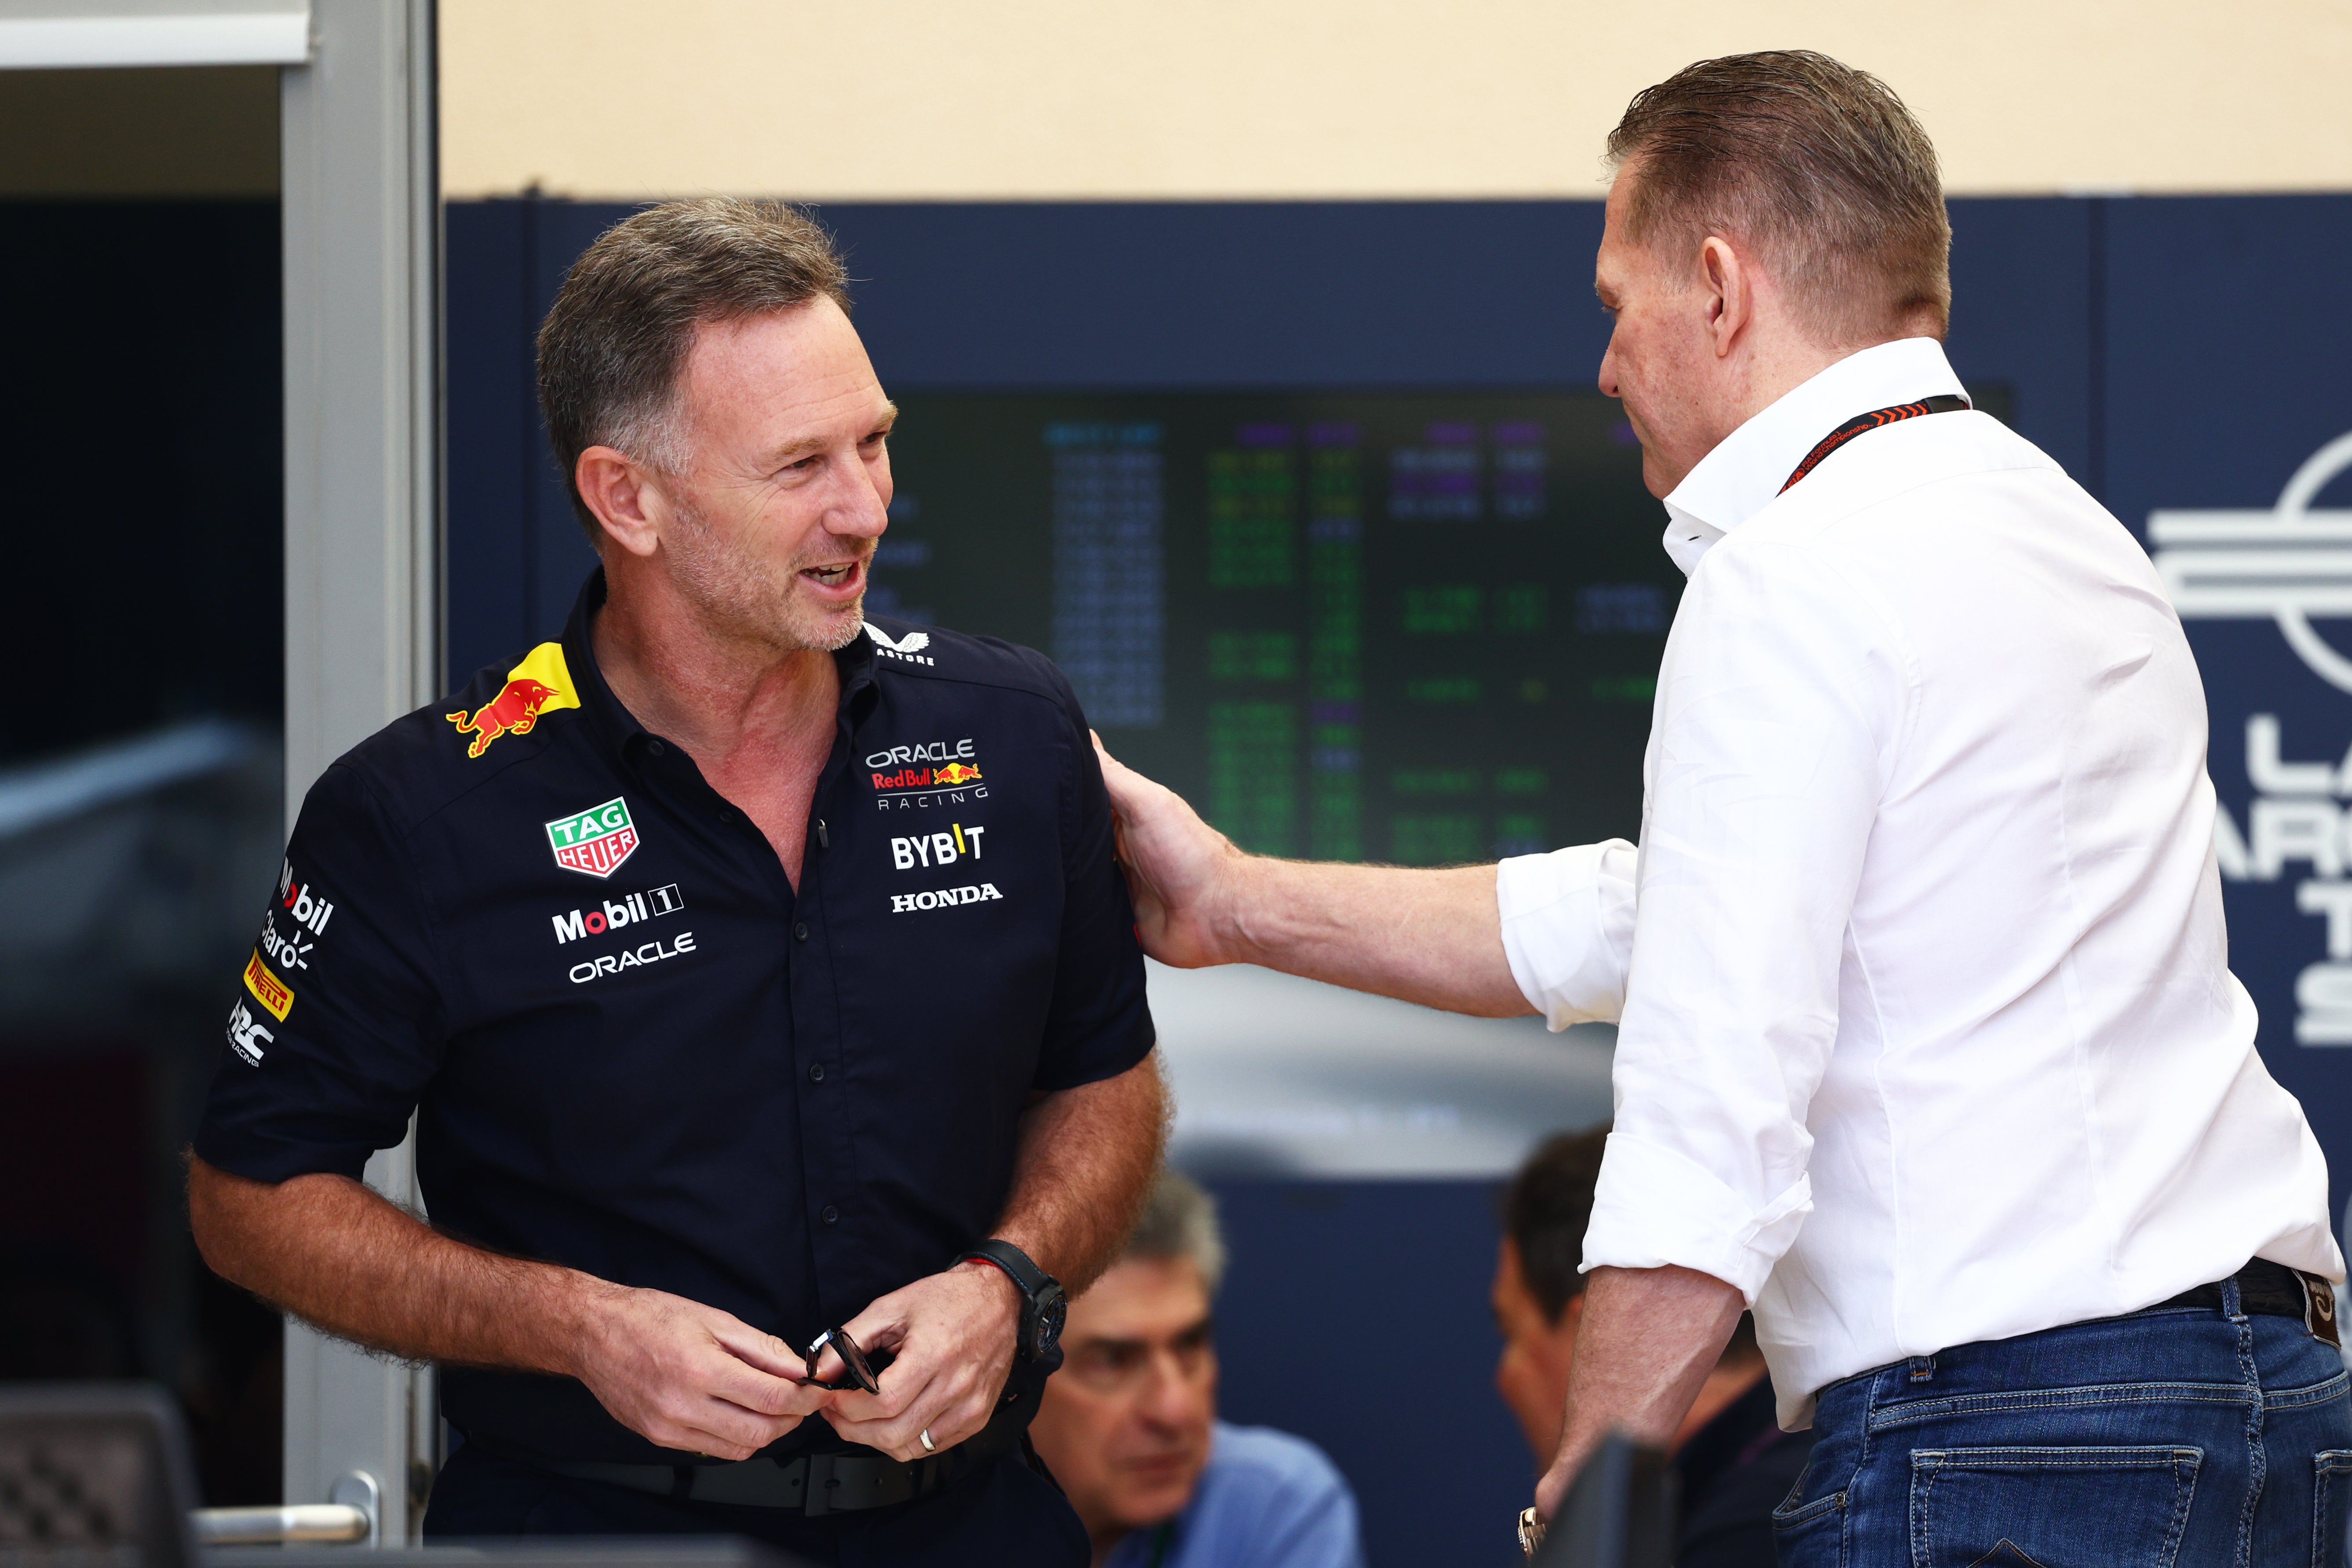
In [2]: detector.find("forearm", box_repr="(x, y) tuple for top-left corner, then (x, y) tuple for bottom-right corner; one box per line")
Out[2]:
(987, 1053), (1168, 1296)
(1538, 1264), (1746, 1514)
(187, 1155), (607, 1375)
(1216, 855), (1531, 1017)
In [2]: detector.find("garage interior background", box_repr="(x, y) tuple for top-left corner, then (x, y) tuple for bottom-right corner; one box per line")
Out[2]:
(7, 4), (2352, 1566)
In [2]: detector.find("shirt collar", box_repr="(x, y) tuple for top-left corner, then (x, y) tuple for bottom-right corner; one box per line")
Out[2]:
(1658, 336), (1966, 575)
(560, 567), (649, 763)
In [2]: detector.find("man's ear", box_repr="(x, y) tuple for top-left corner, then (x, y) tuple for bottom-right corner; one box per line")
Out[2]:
(574, 446), (665, 559)
(1700, 235), (1750, 360)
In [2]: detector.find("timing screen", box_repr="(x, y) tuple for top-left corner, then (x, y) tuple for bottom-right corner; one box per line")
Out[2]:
(868, 392), (1682, 863)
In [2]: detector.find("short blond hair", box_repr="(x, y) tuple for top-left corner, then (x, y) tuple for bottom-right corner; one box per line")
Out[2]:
(1608, 51), (1951, 343)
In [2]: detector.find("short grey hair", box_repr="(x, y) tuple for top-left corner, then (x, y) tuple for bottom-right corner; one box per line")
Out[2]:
(536, 197), (852, 548)
(1126, 1169), (1227, 1296)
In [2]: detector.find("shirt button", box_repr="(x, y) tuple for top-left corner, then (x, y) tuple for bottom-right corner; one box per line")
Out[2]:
(808, 1062), (825, 1083)
(646, 739), (666, 757)
(794, 922), (810, 941)
(821, 1205), (840, 1225)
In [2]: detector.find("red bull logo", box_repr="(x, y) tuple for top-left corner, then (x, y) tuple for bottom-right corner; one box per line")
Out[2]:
(446, 643), (581, 758)
(448, 678), (557, 758)
(934, 763), (982, 786)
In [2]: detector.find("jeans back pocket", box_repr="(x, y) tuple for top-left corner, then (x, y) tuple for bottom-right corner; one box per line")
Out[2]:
(1909, 1446), (2200, 1568)
(2314, 1450), (2352, 1568)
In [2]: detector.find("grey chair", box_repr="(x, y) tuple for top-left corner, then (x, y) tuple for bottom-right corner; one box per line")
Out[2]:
(0, 1382), (201, 1568)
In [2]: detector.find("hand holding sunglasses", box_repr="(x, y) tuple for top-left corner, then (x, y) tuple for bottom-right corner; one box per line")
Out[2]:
(802, 1326), (882, 1395)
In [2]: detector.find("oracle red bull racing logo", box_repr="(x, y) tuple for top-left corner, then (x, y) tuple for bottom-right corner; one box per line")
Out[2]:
(446, 643), (581, 759)
(546, 796), (641, 878)
(869, 738), (987, 808)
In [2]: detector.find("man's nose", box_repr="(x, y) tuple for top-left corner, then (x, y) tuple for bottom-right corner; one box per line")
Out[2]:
(1598, 336), (1622, 399)
(829, 457), (890, 538)
(1136, 1351), (1207, 1427)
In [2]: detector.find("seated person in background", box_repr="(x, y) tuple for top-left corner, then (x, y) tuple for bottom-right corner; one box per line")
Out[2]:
(1494, 1128), (1811, 1568)
(1030, 1169), (1364, 1568)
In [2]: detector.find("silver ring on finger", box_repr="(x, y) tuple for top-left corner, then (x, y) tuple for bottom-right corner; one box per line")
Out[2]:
(919, 1428), (935, 1453)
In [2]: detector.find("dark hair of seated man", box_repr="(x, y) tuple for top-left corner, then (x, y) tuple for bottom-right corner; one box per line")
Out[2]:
(1493, 1125), (1814, 1568)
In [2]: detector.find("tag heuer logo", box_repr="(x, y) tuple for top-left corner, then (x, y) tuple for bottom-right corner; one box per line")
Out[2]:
(546, 797), (640, 878)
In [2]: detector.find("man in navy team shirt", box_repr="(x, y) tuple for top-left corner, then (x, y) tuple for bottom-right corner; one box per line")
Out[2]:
(190, 198), (1164, 1567)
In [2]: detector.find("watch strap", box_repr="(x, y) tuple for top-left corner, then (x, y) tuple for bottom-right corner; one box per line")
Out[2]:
(957, 1238), (1051, 1300)
(957, 1239), (1062, 1360)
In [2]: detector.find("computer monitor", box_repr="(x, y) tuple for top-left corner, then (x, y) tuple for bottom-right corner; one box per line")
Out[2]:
(871, 390), (1676, 859)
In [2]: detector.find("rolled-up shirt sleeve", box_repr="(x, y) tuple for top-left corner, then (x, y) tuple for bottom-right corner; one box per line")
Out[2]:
(1581, 537), (1908, 1301)
(1496, 839), (1638, 1027)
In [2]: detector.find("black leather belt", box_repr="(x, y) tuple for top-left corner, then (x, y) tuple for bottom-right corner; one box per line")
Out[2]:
(480, 1399), (1026, 1515)
(2142, 1258), (2340, 1347)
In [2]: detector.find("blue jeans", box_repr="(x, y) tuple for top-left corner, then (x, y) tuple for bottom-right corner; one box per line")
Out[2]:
(1772, 1284), (2352, 1568)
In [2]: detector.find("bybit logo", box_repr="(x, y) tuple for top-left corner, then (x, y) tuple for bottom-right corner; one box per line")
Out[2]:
(891, 824), (986, 870)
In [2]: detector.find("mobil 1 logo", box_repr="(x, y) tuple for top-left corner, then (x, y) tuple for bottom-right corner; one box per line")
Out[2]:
(552, 883), (684, 945)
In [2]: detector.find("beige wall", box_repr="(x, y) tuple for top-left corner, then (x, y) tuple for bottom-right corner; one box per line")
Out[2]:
(442, 0), (2352, 201)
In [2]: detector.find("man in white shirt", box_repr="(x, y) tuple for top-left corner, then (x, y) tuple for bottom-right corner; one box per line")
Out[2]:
(1096, 50), (2351, 1566)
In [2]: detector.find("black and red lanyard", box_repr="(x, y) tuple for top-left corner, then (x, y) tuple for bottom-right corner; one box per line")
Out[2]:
(1780, 393), (1970, 493)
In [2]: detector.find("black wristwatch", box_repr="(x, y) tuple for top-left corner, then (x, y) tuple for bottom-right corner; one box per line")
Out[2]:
(957, 1239), (1067, 1362)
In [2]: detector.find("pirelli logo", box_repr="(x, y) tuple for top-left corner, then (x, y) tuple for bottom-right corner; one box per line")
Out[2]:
(242, 950), (294, 1021)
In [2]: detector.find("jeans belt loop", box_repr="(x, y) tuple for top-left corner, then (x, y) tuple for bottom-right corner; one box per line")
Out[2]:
(2222, 1272), (2246, 1320)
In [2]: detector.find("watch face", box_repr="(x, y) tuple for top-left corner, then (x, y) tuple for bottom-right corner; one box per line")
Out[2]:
(1037, 1291), (1067, 1353)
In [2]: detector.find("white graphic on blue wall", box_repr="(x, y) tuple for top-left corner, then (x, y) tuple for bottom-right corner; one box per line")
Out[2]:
(2155, 432), (2352, 1044)
(2151, 430), (2352, 692)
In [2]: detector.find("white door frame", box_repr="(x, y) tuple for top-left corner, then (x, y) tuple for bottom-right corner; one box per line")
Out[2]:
(278, 0), (442, 1544)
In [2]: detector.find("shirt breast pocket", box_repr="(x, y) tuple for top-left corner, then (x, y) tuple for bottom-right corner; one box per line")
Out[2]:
(852, 776), (1067, 1067)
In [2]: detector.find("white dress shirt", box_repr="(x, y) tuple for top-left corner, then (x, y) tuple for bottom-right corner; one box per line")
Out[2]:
(1497, 336), (2342, 1427)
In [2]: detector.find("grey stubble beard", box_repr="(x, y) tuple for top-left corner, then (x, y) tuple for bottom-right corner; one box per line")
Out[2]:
(664, 493), (866, 657)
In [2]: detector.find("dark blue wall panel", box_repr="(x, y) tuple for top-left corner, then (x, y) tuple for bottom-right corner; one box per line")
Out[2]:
(1944, 197), (2096, 490)
(446, 200), (603, 680)
(1207, 1181), (1523, 1568)
(828, 201), (1611, 391)
(2101, 196), (2352, 1225)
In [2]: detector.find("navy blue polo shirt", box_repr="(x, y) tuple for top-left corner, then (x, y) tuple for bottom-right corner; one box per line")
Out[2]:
(195, 570), (1154, 1462)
